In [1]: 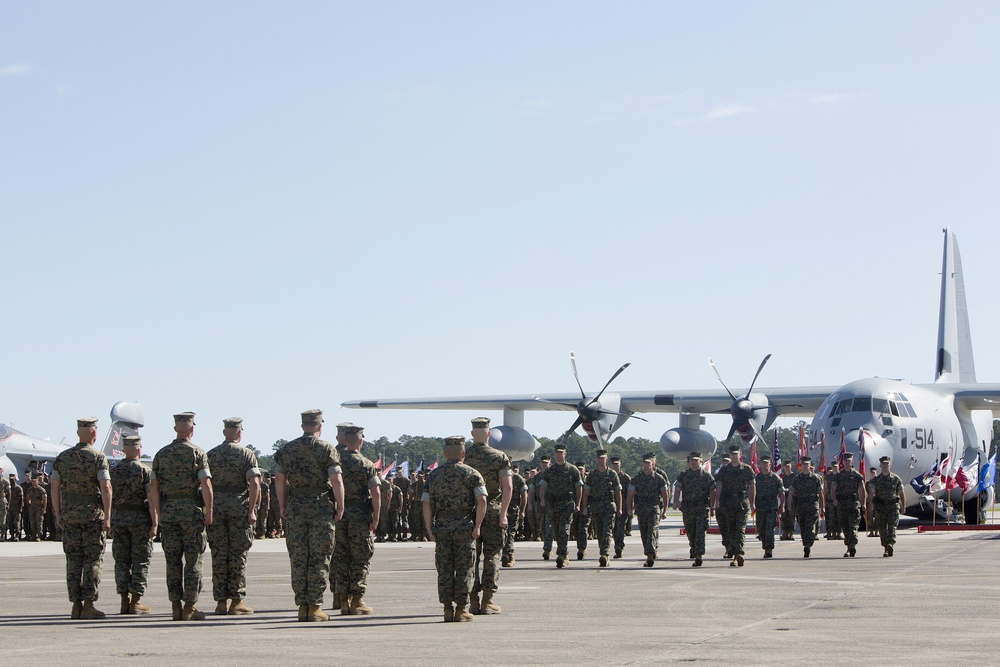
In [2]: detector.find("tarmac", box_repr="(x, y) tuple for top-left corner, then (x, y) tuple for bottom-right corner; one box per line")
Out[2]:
(1, 518), (998, 666)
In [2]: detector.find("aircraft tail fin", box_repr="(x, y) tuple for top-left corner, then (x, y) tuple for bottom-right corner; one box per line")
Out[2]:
(101, 401), (144, 460)
(935, 228), (976, 384)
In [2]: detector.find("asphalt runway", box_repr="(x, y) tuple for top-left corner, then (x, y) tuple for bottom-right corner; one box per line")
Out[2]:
(2, 518), (998, 666)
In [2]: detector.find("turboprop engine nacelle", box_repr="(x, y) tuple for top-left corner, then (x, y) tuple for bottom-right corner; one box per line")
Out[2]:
(489, 425), (541, 462)
(659, 428), (718, 462)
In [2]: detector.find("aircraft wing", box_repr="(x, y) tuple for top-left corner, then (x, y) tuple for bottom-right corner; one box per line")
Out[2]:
(948, 383), (1000, 416)
(343, 386), (836, 417)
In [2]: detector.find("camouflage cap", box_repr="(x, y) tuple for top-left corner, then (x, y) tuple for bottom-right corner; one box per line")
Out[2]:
(553, 444), (567, 452)
(595, 449), (608, 457)
(686, 451), (702, 461)
(799, 456), (812, 463)
(444, 435), (466, 447)
(223, 417), (243, 429)
(879, 456), (891, 463)
(574, 461), (585, 467)
(842, 452), (854, 459)
(301, 409), (323, 424)
(609, 456), (621, 463)
(343, 424), (364, 436)
(335, 422), (356, 431)
(539, 455), (551, 462)
(122, 435), (141, 447)
(760, 455), (771, 462)
(173, 412), (196, 424)
(77, 417), (98, 428)
(728, 444), (741, 454)
(642, 452), (656, 461)
(471, 417), (491, 428)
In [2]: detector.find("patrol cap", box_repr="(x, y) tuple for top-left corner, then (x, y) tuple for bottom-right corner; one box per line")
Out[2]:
(471, 417), (491, 428)
(343, 424), (365, 436)
(879, 456), (891, 463)
(842, 452), (854, 459)
(799, 456), (812, 463)
(687, 452), (702, 461)
(553, 444), (567, 452)
(335, 422), (356, 431)
(444, 435), (466, 447)
(173, 412), (196, 424)
(728, 444), (741, 454)
(574, 461), (585, 467)
(122, 435), (141, 448)
(539, 455), (551, 462)
(77, 417), (98, 428)
(642, 452), (656, 461)
(301, 409), (323, 424)
(609, 456), (621, 463)
(223, 417), (243, 429)
(760, 455), (771, 462)
(595, 449), (608, 457)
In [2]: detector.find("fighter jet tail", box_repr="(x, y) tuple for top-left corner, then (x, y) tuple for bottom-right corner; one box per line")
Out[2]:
(100, 401), (144, 460)
(935, 228), (976, 384)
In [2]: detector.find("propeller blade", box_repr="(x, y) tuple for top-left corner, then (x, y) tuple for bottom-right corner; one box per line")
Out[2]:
(594, 409), (649, 423)
(708, 358), (738, 401)
(559, 415), (585, 441)
(726, 421), (738, 442)
(569, 352), (586, 400)
(749, 419), (770, 449)
(532, 397), (580, 408)
(588, 362), (631, 406)
(751, 403), (804, 412)
(744, 353), (772, 399)
(593, 423), (605, 447)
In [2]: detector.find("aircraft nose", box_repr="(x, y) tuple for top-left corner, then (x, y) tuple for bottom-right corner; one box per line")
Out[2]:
(846, 429), (892, 472)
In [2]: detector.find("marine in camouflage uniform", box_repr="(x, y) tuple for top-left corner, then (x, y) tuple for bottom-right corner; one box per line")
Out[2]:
(753, 457), (784, 558)
(627, 453), (669, 567)
(422, 435), (487, 622)
(581, 451), (622, 567)
(26, 476), (47, 541)
(0, 471), (9, 541)
(7, 474), (23, 540)
(376, 476), (393, 541)
(832, 453), (866, 557)
(256, 473), (271, 539)
(463, 417), (512, 614)
(334, 424), (380, 615)
(274, 409), (344, 622)
(824, 463), (842, 540)
(150, 412), (214, 621)
(393, 469), (411, 539)
(715, 446), (756, 566)
(206, 418), (262, 615)
(51, 417), (113, 619)
(532, 457), (554, 553)
(110, 435), (156, 614)
(779, 463), (796, 540)
(867, 456), (905, 557)
(502, 470), (527, 566)
(610, 458), (631, 558)
(673, 452), (716, 566)
(540, 446), (582, 569)
(788, 456), (825, 557)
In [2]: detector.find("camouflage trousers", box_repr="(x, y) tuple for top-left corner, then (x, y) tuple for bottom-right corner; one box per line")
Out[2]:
(207, 514), (254, 601)
(588, 502), (616, 557)
(636, 508), (660, 558)
(502, 507), (520, 557)
(837, 505), (861, 548)
(284, 505), (335, 606)
(434, 527), (475, 604)
(28, 507), (44, 539)
(682, 507), (709, 557)
(716, 505), (731, 548)
(384, 508), (399, 539)
(334, 510), (375, 596)
(613, 509), (628, 554)
(546, 501), (574, 557)
(161, 520), (206, 603)
(112, 523), (152, 595)
(473, 503), (503, 593)
(795, 504), (820, 547)
(7, 506), (21, 539)
(62, 520), (106, 602)
(825, 501), (840, 535)
(718, 504), (749, 556)
(874, 504), (899, 548)
(575, 511), (590, 552)
(540, 507), (554, 551)
(255, 508), (269, 539)
(0, 500), (7, 540)
(756, 508), (778, 551)
(780, 496), (795, 535)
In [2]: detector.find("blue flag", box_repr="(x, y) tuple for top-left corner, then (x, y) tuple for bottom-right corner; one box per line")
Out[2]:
(978, 453), (996, 493)
(910, 461), (939, 495)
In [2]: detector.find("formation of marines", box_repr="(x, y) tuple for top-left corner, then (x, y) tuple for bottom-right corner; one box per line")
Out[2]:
(10, 411), (912, 624)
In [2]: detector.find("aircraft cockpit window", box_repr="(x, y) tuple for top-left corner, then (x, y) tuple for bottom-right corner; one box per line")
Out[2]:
(872, 398), (888, 415)
(851, 397), (872, 412)
(903, 403), (917, 418)
(835, 399), (853, 415)
(889, 402), (900, 417)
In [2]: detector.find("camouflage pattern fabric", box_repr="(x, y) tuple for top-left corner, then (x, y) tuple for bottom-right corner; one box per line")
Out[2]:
(503, 473), (527, 558)
(425, 460), (486, 603)
(790, 472), (824, 548)
(780, 471), (796, 536)
(613, 470), (631, 554)
(677, 468), (716, 557)
(585, 468), (620, 558)
(52, 443), (111, 601)
(334, 450), (378, 596)
(26, 486), (46, 539)
(7, 483), (23, 538)
(274, 434), (340, 606)
(835, 469), (865, 548)
(111, 458), (153, 595)
(0, 477), (8, 539)
(255, 481), (270, 539)
(754, 471), (783, 551)
(870, 472), (904, 549)
(824, 470), (841, 536)
(542, 462), (581, 557)
(207, 440), (260, 601)
(464, 442), (512, 593)
(152, 438), (211, 603)
(630, 472), (666, 558)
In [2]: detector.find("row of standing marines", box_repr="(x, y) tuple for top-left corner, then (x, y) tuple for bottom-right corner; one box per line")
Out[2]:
(39, 411), (907, 624)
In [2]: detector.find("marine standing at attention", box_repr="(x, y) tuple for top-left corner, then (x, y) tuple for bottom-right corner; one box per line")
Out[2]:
(150, 412), (213, 621)
(422, 435), (487, 623)
(334, 424), (381, 616)
(206, 417), (262, 616)
(462, 417), (512, 614)
(274, 409), (344, 622)
(502, 468), (527, 567)
(539, 444), (582, 569)
(110, 435), (157, 614)
(51, 417), (113, 619)
(673, 452), (716, 567)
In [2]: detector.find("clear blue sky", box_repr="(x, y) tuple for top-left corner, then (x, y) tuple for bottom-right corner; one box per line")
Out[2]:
(3, 3), (999, 455)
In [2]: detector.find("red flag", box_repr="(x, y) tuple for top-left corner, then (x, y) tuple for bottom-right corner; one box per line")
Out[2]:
(427, 460), (439, 472)
(798, 425), (807, 461)
(837, 429), (847, 467)
(373, 456), (383, 471)
(702, 459), (711, 474)
(954, 464), (970, 492)
(858, 430), (868, 482)
(749, 443), (759, 474)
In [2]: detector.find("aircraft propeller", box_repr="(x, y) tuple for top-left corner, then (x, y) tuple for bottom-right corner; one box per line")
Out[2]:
(707, 354), (802, 445)
(533, 352), (647, 445)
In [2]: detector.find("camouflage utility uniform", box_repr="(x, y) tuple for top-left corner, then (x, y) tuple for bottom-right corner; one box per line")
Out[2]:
(583, 467), (621, 561)
(716, 463), (754, 558)
(206, 440), (260, 604)
(334, 449), (379, 599)
(110, 458), (153, 598)
(754, 470), (783, 553)
(540, 462), (582, 561)
(835, 468), (865, 551)
(869, 472), (904, 553)
(676, 468), (715, 560)
(630, 471), (667, 561)
(424, 461), (486, 606)
(790, 471), (824, 549)
(464, 442), (512, 592)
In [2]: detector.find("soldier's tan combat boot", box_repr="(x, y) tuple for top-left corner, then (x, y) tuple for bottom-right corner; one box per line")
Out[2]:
(297, 604), (308, 621)
(180, 602), (206, 621)
(215, 600), (229, 615)
(121, 593), (131, 614)
(350, 596), (373, 615)
(172, 600), (183, 621)
(71, 601), (83, 619)
(306, 604), (329, 622)
(228, 599), (253, 615)
(341, 595), (353, 615)
(129, 594), (151, 614)
(479, 591), (501, 615)
(79, 601), (106, 619)
(468, 592), (481, 614)
(443, 602), (454, 623)
(453, 604), (474, 622)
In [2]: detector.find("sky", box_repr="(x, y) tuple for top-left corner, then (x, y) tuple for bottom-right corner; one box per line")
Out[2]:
(3, 3), (1000, 456)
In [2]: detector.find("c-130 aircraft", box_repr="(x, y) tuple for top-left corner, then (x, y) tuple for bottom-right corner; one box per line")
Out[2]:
(344, 228), (995, 522)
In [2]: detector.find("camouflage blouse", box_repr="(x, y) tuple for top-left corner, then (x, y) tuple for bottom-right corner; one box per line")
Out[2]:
(630, 471), (667, 511)
(151, 439), (211, 523)
(340, 449), (379, 518)
(584, 468), (621, 504)
(541, 462), (582, 502)
(676, 469), (716, 510)
(834, 469), (865, 505)
(464, 442), (512, 504)
(52, 443), (111, 524)
(716, 463), (755, 507)
(754, 471), (783, 510)
(110, 458), (151, 528)
(207, 441), (261, 518)
(789, 472), (824, 506)
(423, 461), (486, 532)
(869, 473), (904, 503)
(273, 434), (341, 503)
